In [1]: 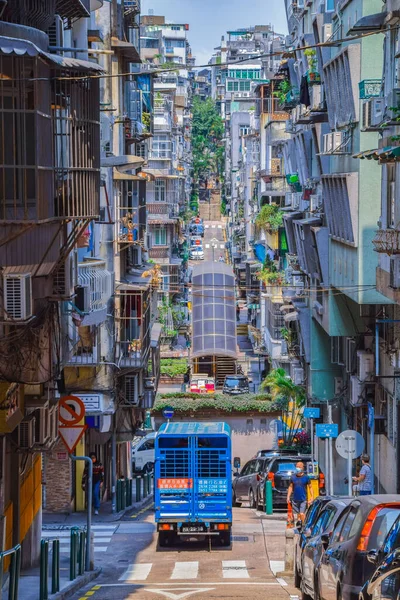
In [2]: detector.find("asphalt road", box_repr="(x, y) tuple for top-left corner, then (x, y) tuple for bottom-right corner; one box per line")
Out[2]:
(189, 221), (226, 265)
(71, 507), (290, 600)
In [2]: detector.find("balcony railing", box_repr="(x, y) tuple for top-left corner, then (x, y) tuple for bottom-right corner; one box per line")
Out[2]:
(77, 260), (112, 316)
(68, 326), (100, 366)
(149, 247), (169, 259)
(373, 229), (400, 254)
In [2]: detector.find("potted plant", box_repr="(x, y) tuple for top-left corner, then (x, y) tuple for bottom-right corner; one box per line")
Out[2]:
(128, 339), (142, 355)
(304, 48), (321, 84)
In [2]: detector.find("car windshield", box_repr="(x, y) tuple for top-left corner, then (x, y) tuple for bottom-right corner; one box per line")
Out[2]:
(383, 516), (400, 554)
(277, 463), (297, 472)
(225, 378), (247, 387)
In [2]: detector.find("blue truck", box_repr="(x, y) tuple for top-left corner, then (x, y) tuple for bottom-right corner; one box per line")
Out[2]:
(154, 421), (232, 547)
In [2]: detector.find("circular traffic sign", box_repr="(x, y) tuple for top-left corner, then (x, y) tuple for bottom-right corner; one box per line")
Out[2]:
(162, 406), (174, 420)
(59, 395), (86, 426)
(335, 429), (364, 460)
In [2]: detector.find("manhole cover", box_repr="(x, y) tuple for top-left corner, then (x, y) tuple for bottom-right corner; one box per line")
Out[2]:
(232, 536), (249, 542)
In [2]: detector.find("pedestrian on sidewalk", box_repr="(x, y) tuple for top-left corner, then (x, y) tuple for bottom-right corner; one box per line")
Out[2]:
(352, 454), (372, 496)
(82, 452), (104, 515)
(236, 304), (240, 322)
(287, 461), (314, 523)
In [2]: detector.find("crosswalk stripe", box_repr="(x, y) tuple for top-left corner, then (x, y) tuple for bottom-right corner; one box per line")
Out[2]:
(222, 561), (249, 579)
(205, 244), (210, 248)
(220, 244), (224, 249)
(119, 563), (153, 581)
(218, 225), (222, 228)
(170, 562), (199, 580)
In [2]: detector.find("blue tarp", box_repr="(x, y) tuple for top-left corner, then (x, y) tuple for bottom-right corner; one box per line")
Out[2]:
(254, 242), (266, 262)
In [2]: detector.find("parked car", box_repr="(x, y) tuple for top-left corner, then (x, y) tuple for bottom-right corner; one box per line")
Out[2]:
(189, 223), (204, 237)
(232, 456), (264, 508)
(258, 456), (326, 509)
(256, 449), (299, 458)
(359, 513), (400, 600)
(132, 432), (156, 473)
(293, 496), (341, 587)
(190, 235), (202, 247)
(189, 374), (215, 394)
(222, 375), (249, 395)
(189, 246), (204, 260)
(300, 498), (352, 596)
(317, 495), (400, 600)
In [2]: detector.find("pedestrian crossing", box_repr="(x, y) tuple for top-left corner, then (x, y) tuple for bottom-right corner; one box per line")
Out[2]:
(42, 524), (118, 554)
(118, 560), (279, 582)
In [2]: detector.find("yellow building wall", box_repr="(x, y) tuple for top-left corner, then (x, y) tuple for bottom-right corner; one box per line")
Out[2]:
(20, 455), (42, 543)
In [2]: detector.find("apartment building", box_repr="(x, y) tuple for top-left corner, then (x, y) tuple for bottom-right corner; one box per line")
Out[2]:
(0, 0), (103, 565)
(279, 0), (395, 492)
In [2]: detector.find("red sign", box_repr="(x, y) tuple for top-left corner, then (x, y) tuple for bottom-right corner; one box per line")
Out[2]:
(157, 478), (193, 489)
(59, 395), (85, 426)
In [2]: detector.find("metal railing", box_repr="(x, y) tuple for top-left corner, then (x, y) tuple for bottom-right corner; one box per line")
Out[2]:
(115, 474), (154, 512)
(0, 544), (21, 600)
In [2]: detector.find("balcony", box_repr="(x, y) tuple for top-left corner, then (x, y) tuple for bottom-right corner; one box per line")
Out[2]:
(373, 229), (400, 254)
(359, 79), (382, 99)
(149, 247), (170, 259)
(68, 326), (100, 366)
(76, 260), (112, 326)
(116, 288), (151, 369)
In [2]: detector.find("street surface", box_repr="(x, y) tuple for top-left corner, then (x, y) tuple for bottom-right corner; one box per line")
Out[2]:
(71, 506), (289, 600)
(189, 220), (226, 265)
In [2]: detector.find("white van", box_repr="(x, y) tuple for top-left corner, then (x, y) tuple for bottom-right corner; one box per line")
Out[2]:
(132, 432), (156, 473)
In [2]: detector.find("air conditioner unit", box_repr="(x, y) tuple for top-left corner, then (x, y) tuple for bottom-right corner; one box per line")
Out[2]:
(387, 89), (400, 119)
(334, 377), (343, 395)
(292, 192), (301, 209)
(281, 340), (288, 355)
(350, 375), (364, 406)
(124, 375), (139, 405)
(128, 245), (142, 267)
(285, 192), (294, 207)
(310, 85), (323, 110)
(285, 119), (294, 133)
(361, 98), (384, 130)
(390, 256), (400, 289)
(293, 366), (305, 385)
(310, 194), (322, 211)
(331, 132), (344, 152)
(47, 15), (63, 48)
(357, 350), (375, 382)
(323, 133), (333, 153)
(3, 273), (33, 321)
(53, 253), (77, 298)
(323, 23), (333, 42)
(313, 300), (324, 316)
(49, 405), (59, 442)
(345, 337), (356, 373)
(34, 407), (50, 446)
(18, 417), (36, 450)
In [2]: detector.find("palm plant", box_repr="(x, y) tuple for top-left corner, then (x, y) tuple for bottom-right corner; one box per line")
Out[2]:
(261, 368), (306, 448)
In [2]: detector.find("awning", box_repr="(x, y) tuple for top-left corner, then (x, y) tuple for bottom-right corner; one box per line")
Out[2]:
(141, 169), (183, 179)
(111, 38), (141, 63)
(284, 311), (298, 323)
(101, 155), (144, 171)
(348, 12), (387, 34)
(353, 146), (400, 162)
(0, 36), (103, 72)
(280, 304), (294, 313)
(56, 0), (90, 20)
(112, 169), (142, 181)
(353, 148), (379, 160)
(147, 216), (178, 224)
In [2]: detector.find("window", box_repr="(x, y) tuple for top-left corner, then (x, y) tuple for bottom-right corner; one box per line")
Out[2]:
(331, 509), (351, 543)
(240, 461), (253, 476)
(369, 508), (400, 550)
(138, 439), (154, 451)
(312, 508), (336, 537)
(326, 0), (335, 9)
(387, 165), (396, 229)
(227, 81), (251, 92)
(323, 45), (359, 128)
(247, 460), (257, 474)
(155, 179), (166, 202)
(337, 507), (358, 542)
(171, 26), (181, 30)
(153, 227), (167, 245)
(151, 135), (172, 159)
(322, 175), (356, 245)
(240, 126), (250, 136)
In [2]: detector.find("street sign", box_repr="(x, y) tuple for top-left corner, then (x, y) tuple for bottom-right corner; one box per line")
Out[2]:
(162, 406), (174, 420)
(368, 402), (374, 430)
(335, 429), (364, 460)
(303, 407), (320, 419)
(315, 423), (339, 438)
(59, 425), (87, 453)
(59, 395), (86, 426)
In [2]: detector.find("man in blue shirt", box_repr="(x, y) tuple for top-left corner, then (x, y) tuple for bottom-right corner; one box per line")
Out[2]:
(353, 454), (372, 495)
(287, 461), (314, 523)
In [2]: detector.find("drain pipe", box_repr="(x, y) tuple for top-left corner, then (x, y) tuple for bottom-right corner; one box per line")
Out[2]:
(375, 319), (400, 376)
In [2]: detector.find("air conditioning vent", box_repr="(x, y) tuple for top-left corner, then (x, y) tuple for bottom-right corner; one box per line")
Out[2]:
(345, 338), (356, 373)
(75, 285), (91, 314)
(4, 273), (32, 321)
(310, 194), (322, 211)
(323, 23), (333, 42)
(357, 350), (375, 382)
(47, 15), (63, 48)
(334, 377), (343, 395)
(124, 375), (139, 405)
(34, 407), (50, 446)
(350, 376), (364, 406)
(18, 417), (36, 450)
(292, 366), (304, 385)
(362, 98), (384, 130)
(53, 253), (77, 298)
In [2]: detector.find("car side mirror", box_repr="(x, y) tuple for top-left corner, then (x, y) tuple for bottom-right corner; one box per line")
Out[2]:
(321, 533), (330, 550)
(233, 472), (239, 477)
(234, 457), (241, 470)
(367, 550), (379, 565)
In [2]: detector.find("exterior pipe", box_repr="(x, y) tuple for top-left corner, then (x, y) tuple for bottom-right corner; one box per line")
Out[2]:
(375, 319), (400, 376)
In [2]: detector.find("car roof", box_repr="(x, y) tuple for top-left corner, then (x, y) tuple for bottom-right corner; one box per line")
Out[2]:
(225, 374), (247, 380)
(349, 495), (400, 506)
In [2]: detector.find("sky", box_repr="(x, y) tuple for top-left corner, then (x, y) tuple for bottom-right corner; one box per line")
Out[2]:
(141, 0), (288, 68)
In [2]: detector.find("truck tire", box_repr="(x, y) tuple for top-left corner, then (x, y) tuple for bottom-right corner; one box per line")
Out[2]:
(220, 531), (231, 547)
(159, 532), (174, 547)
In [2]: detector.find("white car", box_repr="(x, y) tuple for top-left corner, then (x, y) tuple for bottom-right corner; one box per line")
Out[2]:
(189, 246), (204, 260)
(132, 432), (156, 473)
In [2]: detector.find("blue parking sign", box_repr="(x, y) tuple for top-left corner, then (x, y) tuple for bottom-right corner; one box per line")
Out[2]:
(315, 423), (339, 438)
(303, 407), (320, 419)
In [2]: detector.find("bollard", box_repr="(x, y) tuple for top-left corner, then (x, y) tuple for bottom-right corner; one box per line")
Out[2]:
(78, 531), (86, 576)
(143, 473), (148, 497)
(70, 529), (78, 581)
(136, 476), (142, 502)
(265, 480), (273, 515)
(121, 480), (126, 511)
(40, 539), (49, 600)
(127, 479), (132, 506)
(51, 539), (60, 594)
(115, 480), (120, 512)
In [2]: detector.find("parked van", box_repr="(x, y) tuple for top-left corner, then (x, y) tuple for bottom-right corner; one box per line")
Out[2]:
(132, 432), (156, 473)
(190, 374), (215, 394)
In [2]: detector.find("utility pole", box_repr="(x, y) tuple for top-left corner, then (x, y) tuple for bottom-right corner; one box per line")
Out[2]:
(327, 403), (334, 495)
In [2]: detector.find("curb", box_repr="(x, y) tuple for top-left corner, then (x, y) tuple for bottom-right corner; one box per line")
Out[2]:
(49, 568), (101, 600)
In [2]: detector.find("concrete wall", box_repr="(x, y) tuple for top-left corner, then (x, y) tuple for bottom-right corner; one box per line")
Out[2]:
(153, 412), (281, 465)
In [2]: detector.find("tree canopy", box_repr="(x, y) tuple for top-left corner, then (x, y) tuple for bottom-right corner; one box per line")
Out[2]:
(192, 97), (224, 183)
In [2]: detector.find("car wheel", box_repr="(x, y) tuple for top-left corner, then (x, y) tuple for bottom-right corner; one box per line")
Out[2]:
(249, 489), (256, 509)
(220, 531), (231, 547)
(314, 573), (320, 600)
(294, 564), (301, 588)
(301, 590), (312, 600)
(337, 584), (342, 600)
(142, 462), (153, 474)
(256, 491), (264, 511)
(232, 490), (240, 507)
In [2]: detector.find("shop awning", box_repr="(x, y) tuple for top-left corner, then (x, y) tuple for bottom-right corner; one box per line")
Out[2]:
(348, 11), (387, 34)
(102, 155), (144, 171)
(141, 169), (183, 180)
(151, 323), (163, 348)
(353, 146), (400, 162)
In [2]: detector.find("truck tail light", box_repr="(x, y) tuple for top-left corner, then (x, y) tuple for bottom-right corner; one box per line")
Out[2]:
(160, 524), (174, 531)
(217, 524), (229, 530)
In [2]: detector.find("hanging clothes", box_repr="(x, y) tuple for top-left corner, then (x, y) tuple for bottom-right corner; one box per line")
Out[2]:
(300, 75), (310, 107)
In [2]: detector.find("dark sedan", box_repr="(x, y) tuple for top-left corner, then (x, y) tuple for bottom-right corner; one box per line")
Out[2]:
(301, 498), (351, 599)
(317, 495), (400, 600)
(359, 513), (400, 600)
(294, 496), (341, 588)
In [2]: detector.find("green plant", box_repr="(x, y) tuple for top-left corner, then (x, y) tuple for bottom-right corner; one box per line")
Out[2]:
(255, 203), (283, 232)
(152, 393), (281, 415)
(304, 48), (317, 72)
(257, 269), (285, 285)
(274, 80), (293, 105)
(280, 327), (290, 340)
(142, 112), (151, 132)
(160, 358), (188, 377)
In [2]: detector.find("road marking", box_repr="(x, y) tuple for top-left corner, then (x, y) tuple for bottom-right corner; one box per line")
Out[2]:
(205, 225), (210, 228)
(171, 562), (199, 580)
(277, 578), (288, 587)
(119, 563), (153, 581)
(269, 561), (285, 576)
(144, 589), (215, 600)
(98, 582), (281, 587)
(211, 225), (216, 228)
(222, 560), (249, 579)
(218, 225), (222, 228)
(205, 244), (210, 248)
(220, 244), (224, 249)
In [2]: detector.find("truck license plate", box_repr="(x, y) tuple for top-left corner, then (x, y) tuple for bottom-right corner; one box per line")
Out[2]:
(182, 526), (203, 532)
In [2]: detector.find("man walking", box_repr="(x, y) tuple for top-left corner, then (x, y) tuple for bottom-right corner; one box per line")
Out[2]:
(353, 454), (372, 495)
(287, 461), (314, 523)
(82, 452), (104, 515)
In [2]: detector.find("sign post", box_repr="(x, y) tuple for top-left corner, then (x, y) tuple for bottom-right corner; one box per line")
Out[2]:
(335, 429), (364, 496)
(303, 407), (320, 463)
(162, 407), (174, 423)
(316, 423), (338, 494)
(368, 403), (375, 494)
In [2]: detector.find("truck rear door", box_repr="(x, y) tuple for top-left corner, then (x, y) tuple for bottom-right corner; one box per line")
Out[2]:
(156, 436), (193, 521)
(193, 435), (231, 522)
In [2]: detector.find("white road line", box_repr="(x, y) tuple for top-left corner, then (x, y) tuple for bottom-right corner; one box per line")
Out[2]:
(211, 225), (216, 228)
(269, 561), (285, 576)
(171, 562), (199, 580)
(277, 578), (288, 587)
(119, 563), (153, 581)
(205, 225), (210, 228)
(218, 225), (222, 228)
(220, 244), (224, 249)
(205, 244), (210, 248)
(222, 560), (249, 579)
(99, 582), (281, 587)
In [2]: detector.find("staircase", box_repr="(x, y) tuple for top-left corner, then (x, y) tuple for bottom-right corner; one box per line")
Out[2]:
(215, 357), (236, 388)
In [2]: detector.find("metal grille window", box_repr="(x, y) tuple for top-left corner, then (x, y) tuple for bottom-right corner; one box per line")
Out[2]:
(160, 450), (189, 477)
(322, 175), (356, 245)
(77, 261), (112, 312)
(196, 450), (226, 478)
(151, 135), (172, 159)
(155, 179), (166, 202)
(153, 226), (167, 245)
(266, 301), (285, 339)
(226, 81), (251, 92)
(323, 45), (360, 128)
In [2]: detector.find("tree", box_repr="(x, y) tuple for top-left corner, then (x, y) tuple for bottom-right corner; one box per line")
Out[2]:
(260, 368), (306, 448)
(191, 97), (224, 184)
